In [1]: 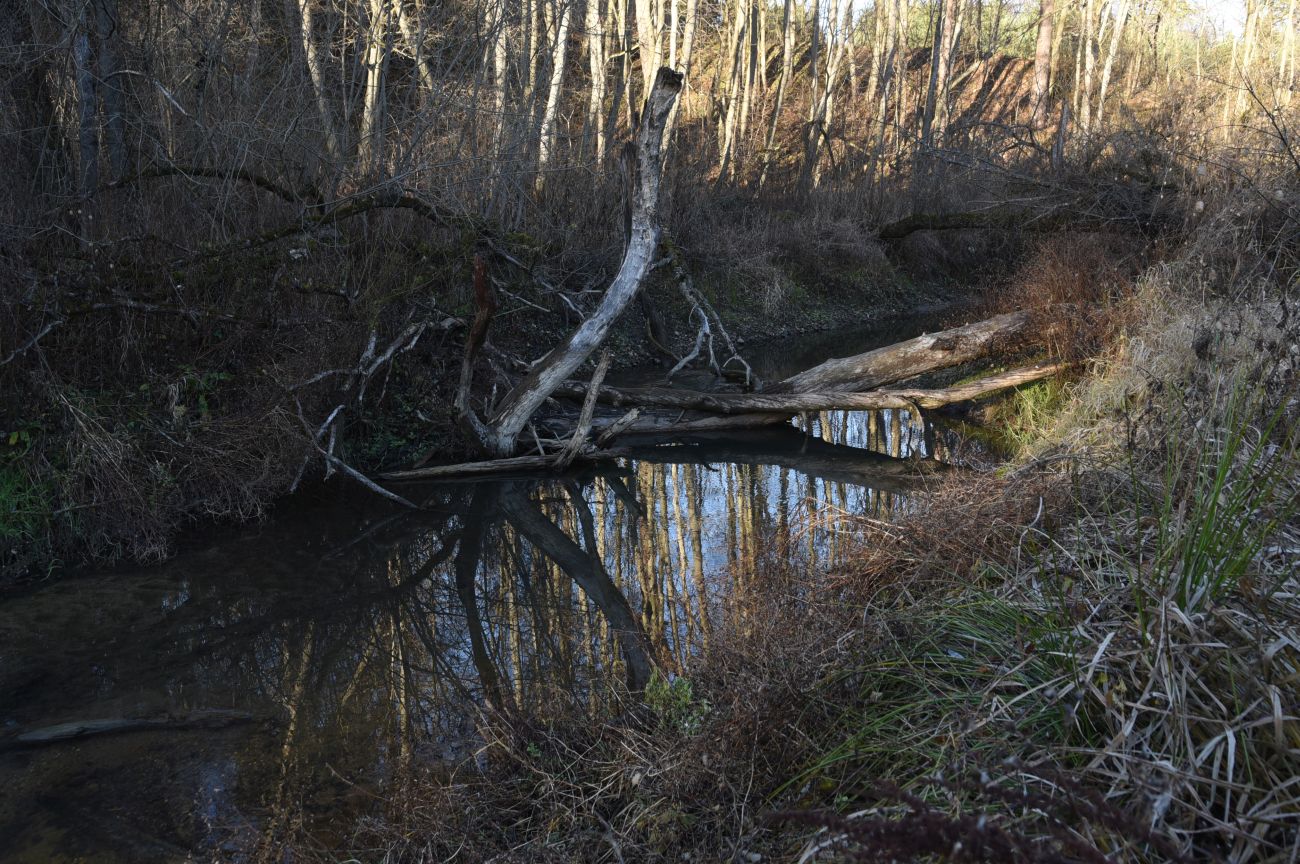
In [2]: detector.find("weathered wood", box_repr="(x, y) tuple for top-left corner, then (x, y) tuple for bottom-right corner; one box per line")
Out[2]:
(557, 350), (611, 468)
(483, 67), (684, 456)
(773, 310), (1047, 394)
(382, 453), (584, 481)
(565, 362), (1066, 415)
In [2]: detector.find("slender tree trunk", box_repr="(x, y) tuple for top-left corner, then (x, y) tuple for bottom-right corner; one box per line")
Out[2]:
(717, 0), (747, 175)
(668, 0), (679, 68)
(358, 0), (393, 177)
(865, 0), (887, 104)
(537, 0), (575, 186)
(586, 0), (609, 160)
(1094, 0), (1128, 129)
(1079, 0), (1095, 134)
(757, 0), (794, 187)
(93, 0), (127, 182)
(395, 0), (437, 102)
(921, 0), (957, 147)
(1031, 0), (1054, 128)
(289, 0), (342, 167)
(634, 0), (662, 97)
(73, 21), (99, 205)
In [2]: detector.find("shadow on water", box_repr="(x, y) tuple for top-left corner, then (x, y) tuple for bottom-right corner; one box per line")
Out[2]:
(0, 317), (993, 862)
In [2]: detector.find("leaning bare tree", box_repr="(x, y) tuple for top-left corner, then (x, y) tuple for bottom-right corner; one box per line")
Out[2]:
(459, 66), (685, 457)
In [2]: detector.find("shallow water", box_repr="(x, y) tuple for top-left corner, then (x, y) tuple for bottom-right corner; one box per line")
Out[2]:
(0, 314), (990, 863)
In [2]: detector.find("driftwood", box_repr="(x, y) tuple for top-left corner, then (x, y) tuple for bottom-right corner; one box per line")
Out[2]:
(5, 709), (255, 749)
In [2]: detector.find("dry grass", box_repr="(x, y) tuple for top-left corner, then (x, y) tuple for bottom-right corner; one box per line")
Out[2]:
(270, 196), (1300, 863)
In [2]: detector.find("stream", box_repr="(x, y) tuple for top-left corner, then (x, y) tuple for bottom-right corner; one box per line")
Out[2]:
(0, 312), (998, 863)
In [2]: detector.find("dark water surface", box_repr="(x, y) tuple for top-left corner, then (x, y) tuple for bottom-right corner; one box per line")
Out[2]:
(0, 314), (989, 863)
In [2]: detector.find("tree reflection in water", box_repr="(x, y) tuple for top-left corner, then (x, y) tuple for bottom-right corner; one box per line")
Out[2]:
(0, 407), (978, 863)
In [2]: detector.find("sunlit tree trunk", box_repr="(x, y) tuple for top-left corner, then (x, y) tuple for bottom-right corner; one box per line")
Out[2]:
(586, 0), (609, 160)
(1094, 0), (1128, 129)
(537, 0), (574, 186)
(634, 0), (662, 98)
(758, 0), (795, 187)
(1078, 0), (1095, 134)
(1031, 0), (1054, 128)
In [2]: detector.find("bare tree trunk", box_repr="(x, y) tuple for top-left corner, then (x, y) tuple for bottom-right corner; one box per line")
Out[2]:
(634, 0), (662, 97)
(1234, 0), (1259, 118)
(289, 0), (342, 167)
(93, 0), (127, 182)
(358, 0), (396, 177)
(1094, 0), (1128, 129)
(757, 0), (795, 188)
(1079, 0), (1095, 134)
(73, 21), (98, 205)
(394, 0), (437, 102)
(537, 0), (575, 185)
(492, 0), (510, 158)
(1031, 0), (1054, 129)
(679, 0), (699, 75)
(586, 0), (609, 160)
(717, 0), (747, 175)
(481, 68), (683, 456)
(668, 0), (679, 68)
(865, 0), (887, 104)
(921, 0), (958, 147)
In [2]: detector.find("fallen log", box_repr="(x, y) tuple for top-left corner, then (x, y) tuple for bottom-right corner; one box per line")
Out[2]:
(381, 453), (587, 481)
(4, 709), (256, 749)
(611, 429), (948, 492)
(877, 208), (1150, 241)
(771, 310), (1049, 394)
(562, 362), (1065, 416)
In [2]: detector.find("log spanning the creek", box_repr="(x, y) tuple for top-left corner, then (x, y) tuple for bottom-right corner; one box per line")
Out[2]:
(385, 308), (1069, 481)
(560, 362), (1066, 416)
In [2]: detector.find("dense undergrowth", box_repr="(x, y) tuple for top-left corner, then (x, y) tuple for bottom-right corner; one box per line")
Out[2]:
(282, 189), (1299, 863)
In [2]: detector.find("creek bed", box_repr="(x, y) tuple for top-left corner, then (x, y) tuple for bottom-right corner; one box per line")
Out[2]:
(0, 312), (998, 863)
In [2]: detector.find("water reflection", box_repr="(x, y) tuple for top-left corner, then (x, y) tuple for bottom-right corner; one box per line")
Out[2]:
(0, 406), (975, 863)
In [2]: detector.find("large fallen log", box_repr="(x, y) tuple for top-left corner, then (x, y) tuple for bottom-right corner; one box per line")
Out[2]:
(770, 309), (1047, 394)
(561, 362), (1064, 415)
(381, 430), (941, 491)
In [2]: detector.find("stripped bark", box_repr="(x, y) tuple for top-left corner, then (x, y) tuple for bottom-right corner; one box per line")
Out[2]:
(561, 362), (1067, 414)
(483, 67), (683, 456)
(557, 350), (612, 468)
(774, 310), (1045, 393)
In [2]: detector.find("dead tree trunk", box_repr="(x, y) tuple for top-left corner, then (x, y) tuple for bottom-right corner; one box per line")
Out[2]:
(479, 67), (684, 456)
(773, 310), (1044, 393)
(563, 361), (1066, 415)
